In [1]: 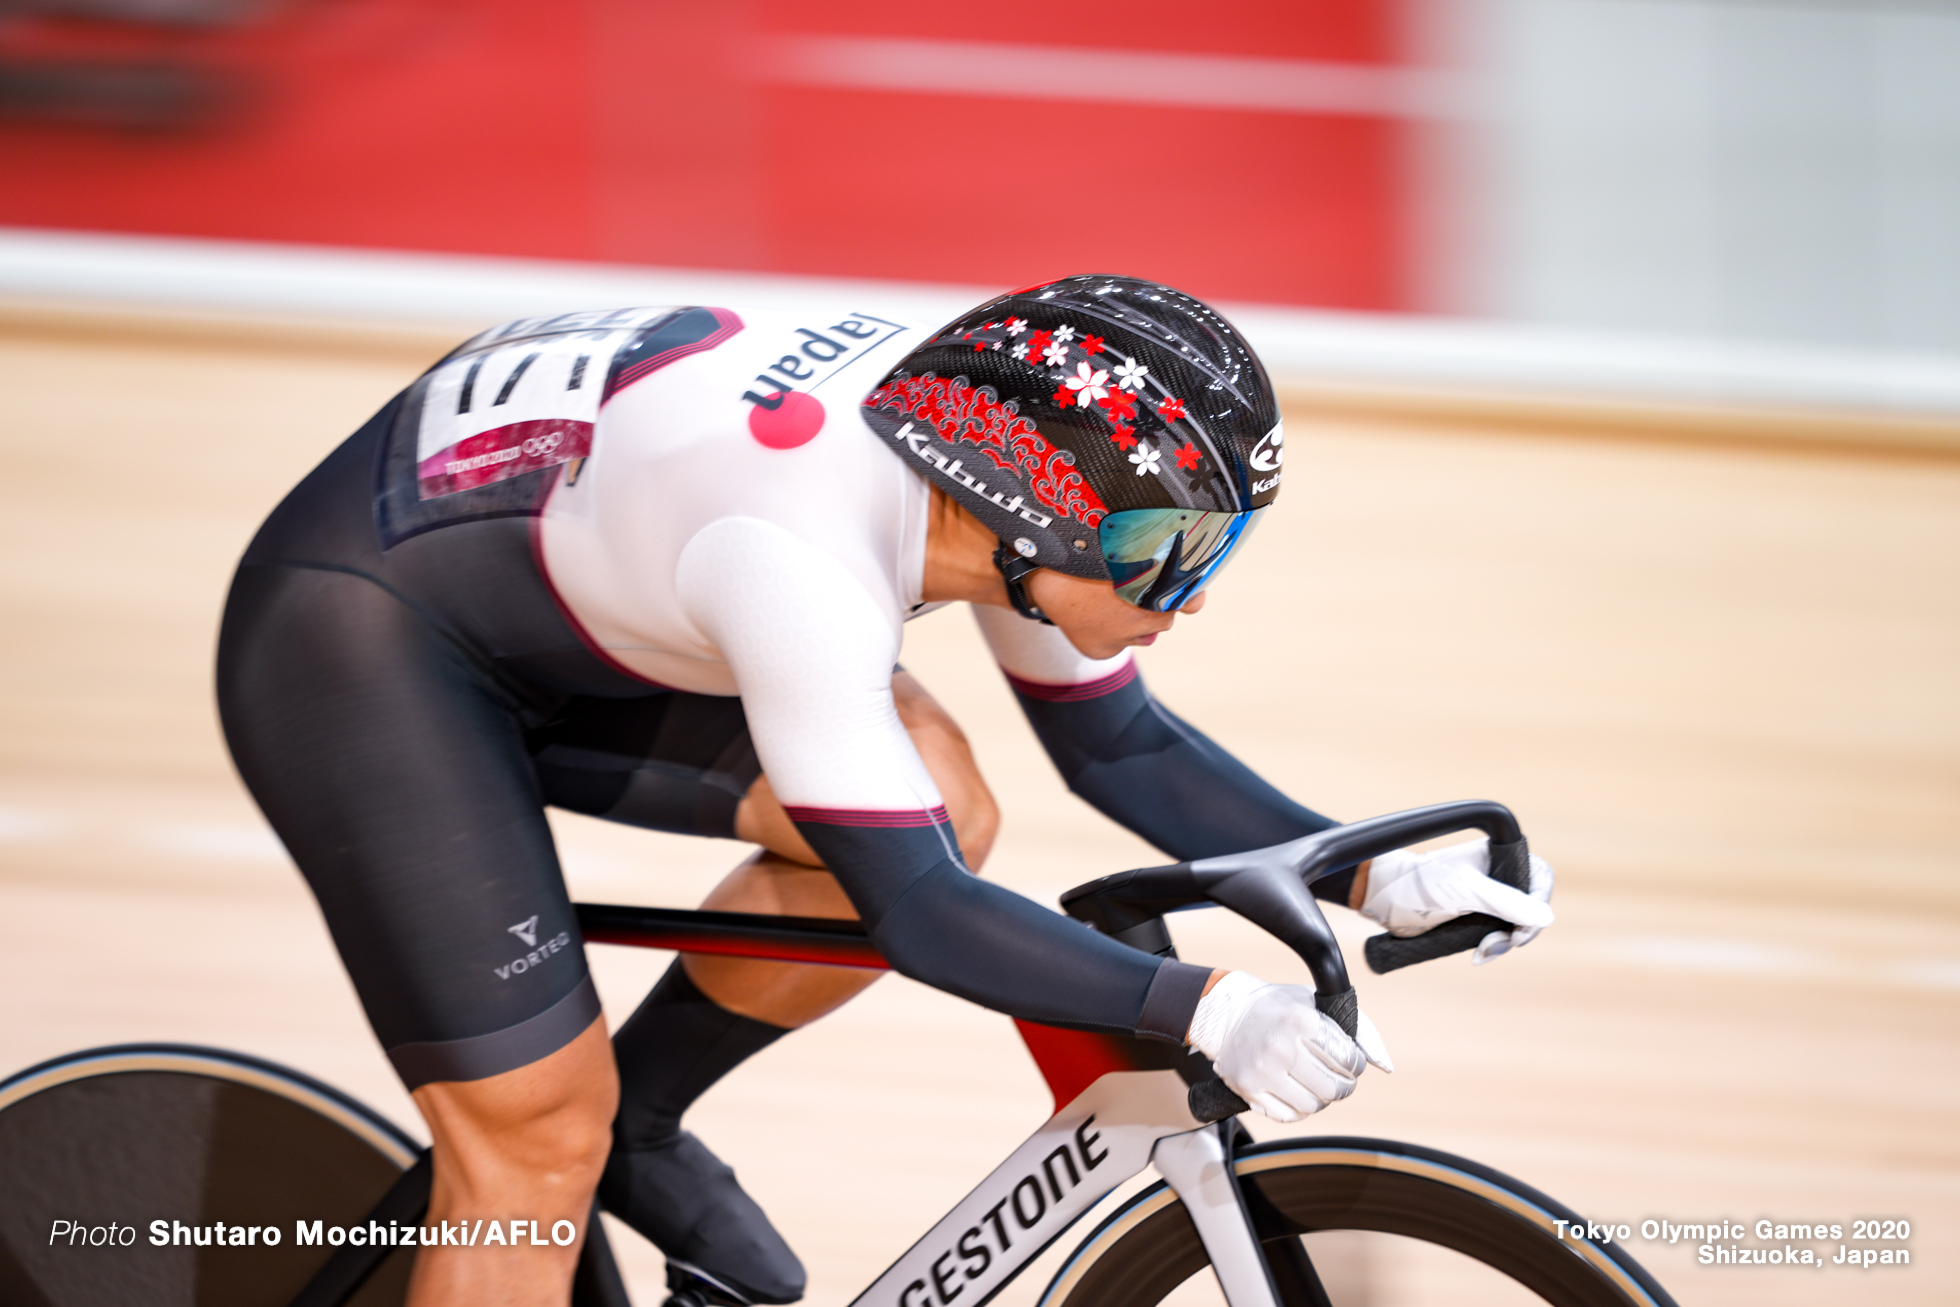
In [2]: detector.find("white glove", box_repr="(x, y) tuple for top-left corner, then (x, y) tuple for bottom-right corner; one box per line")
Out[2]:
(1359, 836), (1555, 964)
(1187, 972), (1393, 1123)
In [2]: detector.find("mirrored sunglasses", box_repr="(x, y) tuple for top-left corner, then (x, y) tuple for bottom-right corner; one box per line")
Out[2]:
(1099, 507), (1267, 612)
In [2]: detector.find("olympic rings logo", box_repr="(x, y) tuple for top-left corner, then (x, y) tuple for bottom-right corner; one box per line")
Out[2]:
(521, 432), (564, 457)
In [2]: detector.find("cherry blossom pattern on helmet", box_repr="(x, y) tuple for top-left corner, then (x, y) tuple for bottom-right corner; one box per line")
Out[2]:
(859, 274), (1283, 580)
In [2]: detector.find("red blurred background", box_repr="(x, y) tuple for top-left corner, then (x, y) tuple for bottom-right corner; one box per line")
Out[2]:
(0, 0), (1411, 308)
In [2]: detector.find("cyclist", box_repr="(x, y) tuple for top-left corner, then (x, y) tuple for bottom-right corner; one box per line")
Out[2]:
(216, 275), (1553, 1307)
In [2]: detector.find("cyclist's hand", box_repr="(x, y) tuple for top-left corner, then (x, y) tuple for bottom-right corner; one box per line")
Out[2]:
(1188, 973), (1388, 1123)
(1358, 837), (1555, 964)
(1473, 845), (1555, 964)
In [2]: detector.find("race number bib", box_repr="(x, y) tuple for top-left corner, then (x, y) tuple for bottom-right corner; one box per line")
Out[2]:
(414, 308), (674, 499)
(375, 306), (743, 546)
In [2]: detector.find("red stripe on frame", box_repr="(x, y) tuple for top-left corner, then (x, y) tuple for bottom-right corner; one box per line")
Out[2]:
(783, 805), (952, 828)
(1004, 660), (1138, 702)
(1014, 1020), (1160, 1113)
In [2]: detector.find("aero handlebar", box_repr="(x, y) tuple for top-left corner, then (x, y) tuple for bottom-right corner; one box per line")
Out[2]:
(1058, 800), (1533, 1123)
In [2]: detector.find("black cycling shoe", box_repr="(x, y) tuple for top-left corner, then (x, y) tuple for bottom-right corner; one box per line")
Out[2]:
(664, 1261), (764, 1307)
(599, 1130), (806, 1305)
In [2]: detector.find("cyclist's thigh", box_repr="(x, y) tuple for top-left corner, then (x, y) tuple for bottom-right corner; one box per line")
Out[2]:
(891, 667), (998, 863)
(528, 688), (760, 838)
(530, 670), (997, 868)
(217, 561), (597, 1091)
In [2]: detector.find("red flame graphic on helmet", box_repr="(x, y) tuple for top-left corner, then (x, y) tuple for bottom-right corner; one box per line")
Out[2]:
(866, 374), (1108, 527)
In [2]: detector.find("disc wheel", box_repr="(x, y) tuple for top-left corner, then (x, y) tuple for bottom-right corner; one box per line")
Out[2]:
(0, 1044), (421, 1307)
(1040, 1136), (1677, 1307)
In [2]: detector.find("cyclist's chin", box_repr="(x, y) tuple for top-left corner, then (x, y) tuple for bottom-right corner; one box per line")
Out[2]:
(1027, 570), (1177, 659)
(1054, 615), (1174, 661)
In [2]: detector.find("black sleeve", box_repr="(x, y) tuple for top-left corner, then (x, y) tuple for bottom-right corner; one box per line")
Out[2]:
(1008, 665), (1357, 905)
(791, 817), (1210, 1040)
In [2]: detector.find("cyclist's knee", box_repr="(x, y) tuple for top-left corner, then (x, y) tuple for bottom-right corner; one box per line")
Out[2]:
(893, 671), (999, 870)
(427, 1098), (614, 1197)
(416, 1018), (617, 1196)
(945, 781), (999, 871)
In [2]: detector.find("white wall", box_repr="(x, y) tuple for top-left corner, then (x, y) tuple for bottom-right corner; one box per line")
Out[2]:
(1419, 0), (1960, 352)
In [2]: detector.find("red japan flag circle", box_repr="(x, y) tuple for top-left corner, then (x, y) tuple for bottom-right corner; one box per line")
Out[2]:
(748, 391), (826, 449)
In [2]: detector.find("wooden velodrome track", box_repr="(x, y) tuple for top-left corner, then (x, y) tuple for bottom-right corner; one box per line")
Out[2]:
(1, 306), (1955, 1306)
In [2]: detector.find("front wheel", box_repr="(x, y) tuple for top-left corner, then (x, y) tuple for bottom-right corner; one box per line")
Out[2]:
(1040, 1136), (1677, 1307)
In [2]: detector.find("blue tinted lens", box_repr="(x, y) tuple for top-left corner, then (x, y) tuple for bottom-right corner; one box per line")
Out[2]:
(1099, 508), (1265, 611)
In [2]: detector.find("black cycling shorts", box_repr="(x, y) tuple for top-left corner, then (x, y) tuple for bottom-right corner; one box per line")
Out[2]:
(216, 397), (762, 1090)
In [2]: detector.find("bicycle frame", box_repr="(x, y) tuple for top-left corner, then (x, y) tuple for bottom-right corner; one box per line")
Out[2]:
(306, 800), (1537, 1307)
(575, 904), (1284, 1307)
(275, 904), (1272, 1307)
(9, 800), (1670, 1307)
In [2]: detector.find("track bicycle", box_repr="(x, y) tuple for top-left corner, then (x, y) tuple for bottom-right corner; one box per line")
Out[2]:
(0, 800), (1678, 1307)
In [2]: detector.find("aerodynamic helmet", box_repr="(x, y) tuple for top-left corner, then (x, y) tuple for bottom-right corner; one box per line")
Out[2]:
(860, 275), (1284, 612)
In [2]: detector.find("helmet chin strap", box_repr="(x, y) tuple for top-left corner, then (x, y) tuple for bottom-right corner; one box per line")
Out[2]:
(992, 544), (1054, 625)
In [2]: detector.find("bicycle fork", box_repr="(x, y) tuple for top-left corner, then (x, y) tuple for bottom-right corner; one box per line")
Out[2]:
(1154, 1124), (1334, 1307)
